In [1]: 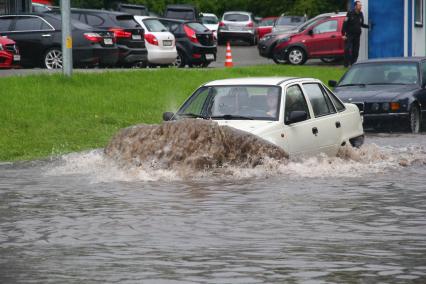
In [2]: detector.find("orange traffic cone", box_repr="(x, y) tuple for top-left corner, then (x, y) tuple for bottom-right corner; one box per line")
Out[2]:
(224, 41), (234, 68)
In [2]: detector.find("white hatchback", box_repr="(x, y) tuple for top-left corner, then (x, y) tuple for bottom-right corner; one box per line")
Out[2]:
(200, 13), (219, 39)
(164, 77), (364, 157)
(134, 16), (177, 65)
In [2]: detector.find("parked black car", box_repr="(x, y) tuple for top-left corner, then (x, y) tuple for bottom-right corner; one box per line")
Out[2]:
(329, 57), (426, 133)
(57, 9), (147, 67)
(0, 13), (118, 69)
(163, 4), (199, 21)
(159, 18), (216, 68)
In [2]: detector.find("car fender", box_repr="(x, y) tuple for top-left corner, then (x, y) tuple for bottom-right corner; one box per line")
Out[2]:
(339, 103), (364, 146)
(281, 43), (308, 57)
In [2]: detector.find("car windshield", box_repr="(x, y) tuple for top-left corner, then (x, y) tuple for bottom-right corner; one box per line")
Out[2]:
(298, 15), (326, 32)
(339, 62), (419, 86)
(260, 18), (276, 26)
(177, 85), (281, 121)
(201, 16), (218, 25)
(143, 18), (168, 32)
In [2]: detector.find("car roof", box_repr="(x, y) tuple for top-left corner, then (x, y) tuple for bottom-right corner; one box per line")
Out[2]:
(200, 13), (217, 17)
(356, 57), (426, 64)
(203, 77), (317, 86)
(65, 8), (131, 16)
(223, 11), (252, 15)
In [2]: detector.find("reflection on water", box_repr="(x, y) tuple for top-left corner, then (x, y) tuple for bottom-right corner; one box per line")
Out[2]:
(1, 134), (426, 283)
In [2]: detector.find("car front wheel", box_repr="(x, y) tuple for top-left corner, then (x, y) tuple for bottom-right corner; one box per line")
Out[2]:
(44, 48), (63, 69)
(272, 48), (287, 64)
(409, 104), (421, 133)
(287, 47), (307, 65)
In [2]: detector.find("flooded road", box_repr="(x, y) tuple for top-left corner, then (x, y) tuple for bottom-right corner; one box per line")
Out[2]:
(1, 133), (426, 283)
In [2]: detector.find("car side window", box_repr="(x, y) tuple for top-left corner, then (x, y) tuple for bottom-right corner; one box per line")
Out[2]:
(86, 14), (104, 26)
(0, 17), (13, 32)
(284, 84), (310, 123)
(14, 17), (46, 31)
(323, 85), (346, 112)
(422, 63), (426, 85)
(303, 83), (336, 117)
(313, 20), (338, 34)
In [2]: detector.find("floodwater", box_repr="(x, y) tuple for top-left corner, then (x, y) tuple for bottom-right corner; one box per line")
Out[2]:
(1, 133), (426, 283)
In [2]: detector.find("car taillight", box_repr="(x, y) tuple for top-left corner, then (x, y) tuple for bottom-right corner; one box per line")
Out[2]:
(84, 33), (102, 43)
(109, 28), (132, 38)
(219, 21), (225, 27)
(246, 22), (254, 28)
(184, 25), (199, 44)
(144, 33), (158, 46)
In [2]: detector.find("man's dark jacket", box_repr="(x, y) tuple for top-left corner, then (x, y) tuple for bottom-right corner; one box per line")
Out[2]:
(342, 10), (369, 35)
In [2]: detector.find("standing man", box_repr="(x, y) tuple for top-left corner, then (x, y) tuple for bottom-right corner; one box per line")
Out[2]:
(342, 1), (369, 67)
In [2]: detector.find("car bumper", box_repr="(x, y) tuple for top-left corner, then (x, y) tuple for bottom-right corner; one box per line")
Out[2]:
(187, 45), (217, 64)
(257, 42), (273, 58)
(117, 46), (148, 65)
(0, 51), (17, 68)
(218, 31), (254, 41)
(147, 49), (177, 64)
(363, 112), (409, 127)
(74, 46), (119, 67)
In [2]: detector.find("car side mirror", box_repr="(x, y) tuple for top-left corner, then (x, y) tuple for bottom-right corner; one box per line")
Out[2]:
(328, 80), (337, 87)
(163, 112), (175, 121)
(286, 111), (308, 125)
(308, 29), (314, 36)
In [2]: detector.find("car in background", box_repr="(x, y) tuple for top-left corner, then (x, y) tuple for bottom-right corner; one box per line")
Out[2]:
(164, 4), (199, 21)
(270, 13), (345, 65)
(159, 18), (216, 68)
(0, 13), (118, 69)
(32, 2), (52, 13)
(258, 12), (345, 64)
(134, 16), (177, 66)
(0, 36), (19, 68)
(117, 3), (149, 16)
(217, 11), (258, 45)
(329, 58), (426, 133)
(61, 9), (147, 67)
(163, 77), (364, 157)
(256, 16), (278, 39)
(200, 13), (219, 38)
(272, 15), (306, 33)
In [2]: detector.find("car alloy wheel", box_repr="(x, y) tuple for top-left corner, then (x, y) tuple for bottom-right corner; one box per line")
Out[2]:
(172, 50), (185, 68)
(44, 48), (63, 69)
(287, 47), (306, 65)
(409, 104), (421, 133)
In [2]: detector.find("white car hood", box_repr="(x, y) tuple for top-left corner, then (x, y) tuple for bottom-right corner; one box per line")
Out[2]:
(215, 120), (277, 136)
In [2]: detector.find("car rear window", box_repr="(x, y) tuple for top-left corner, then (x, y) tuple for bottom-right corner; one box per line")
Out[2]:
(276, 16), (304, 26)
(186, 22), (209, 32)
(260, 18), (275, 26)
(201, 16), (218, 25)
(224, 13), (249, 22)
(166, 10), (195, 20)
(115, 15), (140, 28)
(143, 19), (168, 32)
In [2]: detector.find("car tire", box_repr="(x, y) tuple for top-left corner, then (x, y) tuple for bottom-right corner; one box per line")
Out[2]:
(249, 35), (257, 46)
(172, 50), (186, 68)
(320, 57), (337, 63)
(409, 103), (421, 133)
(43, 47), (63, 69)
(287, 47), (307, 65)
(272, 48), (287, 64)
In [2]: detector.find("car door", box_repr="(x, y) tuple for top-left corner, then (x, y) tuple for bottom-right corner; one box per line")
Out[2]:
(282, 83), (319, 156)
(305, 19), (341, 57)
(301, 82), (341, 156)
(4, 16), (55, 67)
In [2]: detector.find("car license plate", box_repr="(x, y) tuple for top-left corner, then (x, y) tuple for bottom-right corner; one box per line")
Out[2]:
(229, 26), (240, 31)
(163, 40), (172, 46)
(13, 54), (20, 61)
(205, 54), (214, 60)
(103, 38), (113, 45)
(132, 34), (142, 40)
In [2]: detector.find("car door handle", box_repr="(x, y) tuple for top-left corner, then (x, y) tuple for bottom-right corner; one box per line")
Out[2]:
(335, 121), (341, 128)
(312, 127), (318, 136)
(41, 34), (52, 37)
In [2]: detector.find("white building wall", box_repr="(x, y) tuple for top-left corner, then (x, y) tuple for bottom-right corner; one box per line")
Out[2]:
(359, 0), (368, 60)
(412, 0), (426, 56)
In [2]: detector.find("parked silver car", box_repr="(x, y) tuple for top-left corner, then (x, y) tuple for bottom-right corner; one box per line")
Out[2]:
(217, 11), (258, 45)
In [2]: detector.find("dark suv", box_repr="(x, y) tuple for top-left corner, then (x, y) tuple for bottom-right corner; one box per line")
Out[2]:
(163, 4), (199, 21)
(0, 13), (118, 68)
(62, 9), (148, 67)
(159, 18), (216, 68)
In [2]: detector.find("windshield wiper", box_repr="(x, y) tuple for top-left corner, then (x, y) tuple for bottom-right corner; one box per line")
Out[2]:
(366, 82), (409, 85)
(178, 113), (209, 119)
(338, 83), (366, 87)
(211, 114), (254, 120)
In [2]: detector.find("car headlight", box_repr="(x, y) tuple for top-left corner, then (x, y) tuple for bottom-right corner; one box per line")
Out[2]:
(263, 35), (276, 41)
(371, 103), (380, 112)
(382, 103), (390, 111)
(276, 37), (290, 44)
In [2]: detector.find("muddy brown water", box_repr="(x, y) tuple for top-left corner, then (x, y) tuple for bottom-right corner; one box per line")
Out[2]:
(1, 129), (426, 283)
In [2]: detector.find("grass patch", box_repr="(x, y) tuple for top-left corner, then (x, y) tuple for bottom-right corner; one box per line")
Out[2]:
(0, 65), (345, 161)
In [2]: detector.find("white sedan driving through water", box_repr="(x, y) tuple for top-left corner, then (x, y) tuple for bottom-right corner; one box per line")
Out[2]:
(163, 77), (364, 157)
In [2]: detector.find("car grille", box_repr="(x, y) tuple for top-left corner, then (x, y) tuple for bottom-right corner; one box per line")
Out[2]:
(5, 44), (18, 54)
(197, 34), (215, 46)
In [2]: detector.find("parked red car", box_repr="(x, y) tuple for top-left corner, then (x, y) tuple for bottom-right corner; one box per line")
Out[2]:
(256, 16), (277, 39)
(0, 36), (19, 68)
(273, 14), (345, 65)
